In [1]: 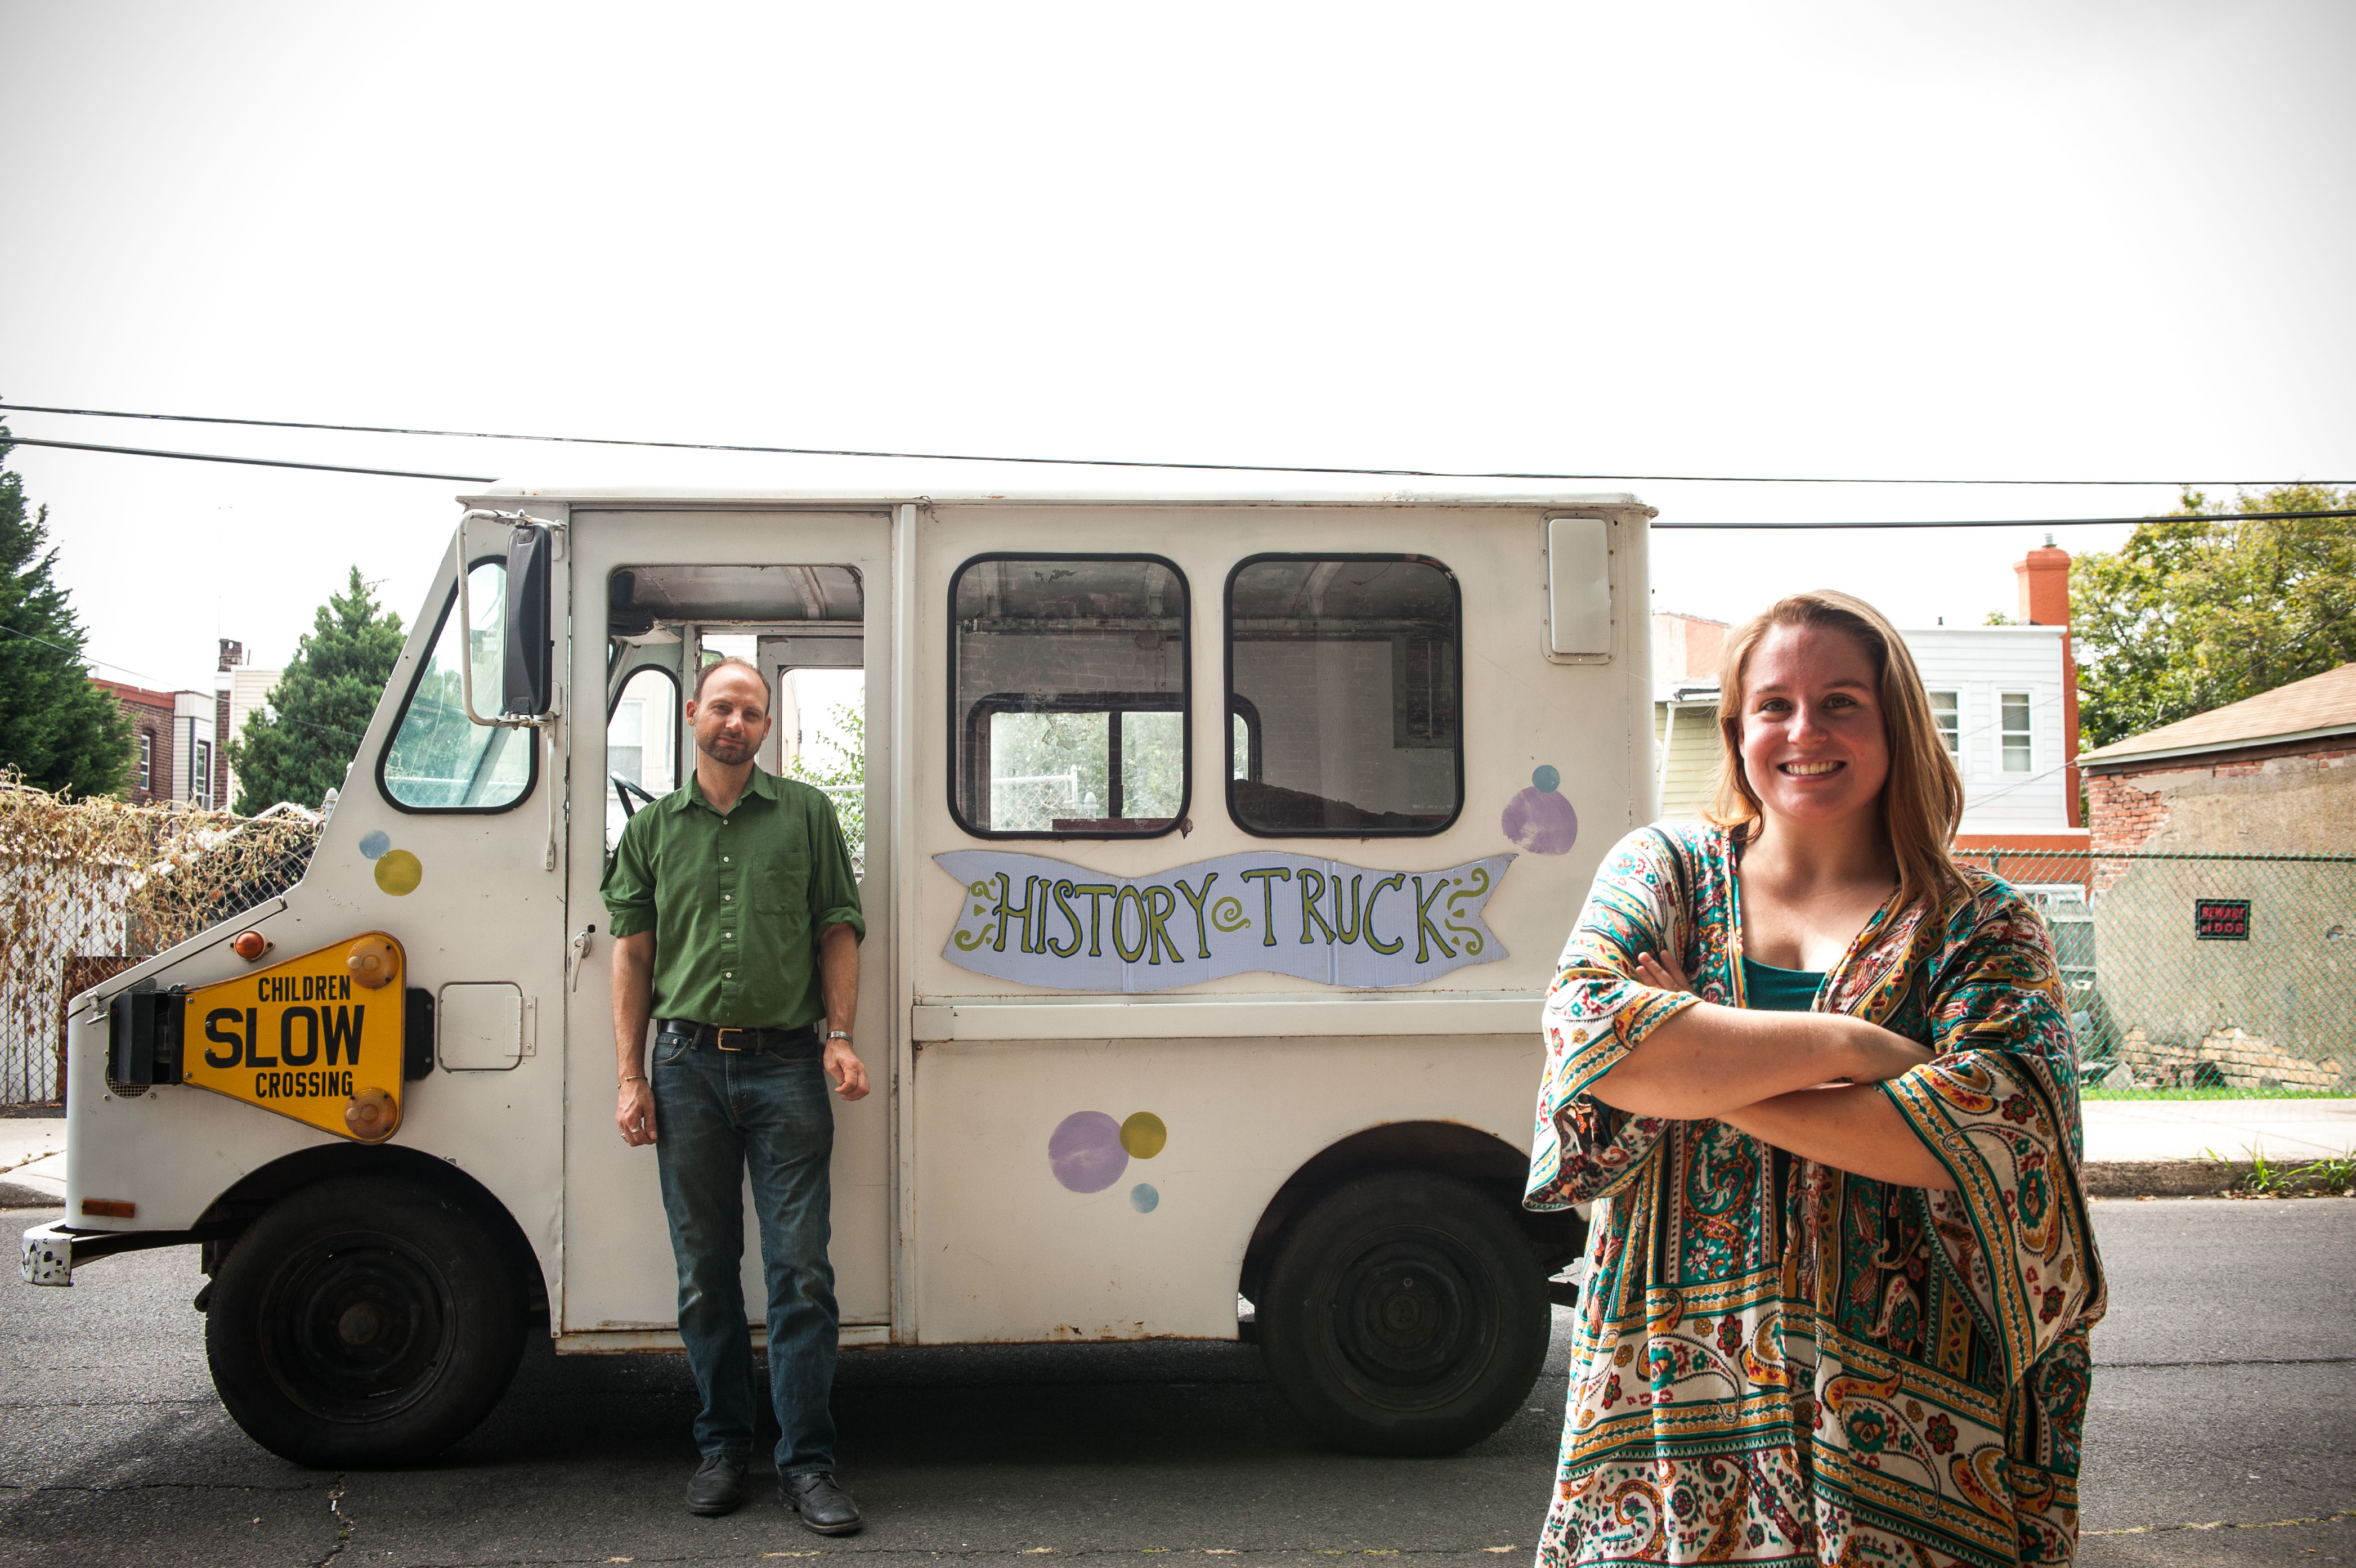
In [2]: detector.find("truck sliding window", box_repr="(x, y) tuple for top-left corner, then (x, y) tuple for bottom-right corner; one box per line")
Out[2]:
(377, 561), (536, 812)
(1226, 554), (1462, 836)
(949, 554), (1189, 838)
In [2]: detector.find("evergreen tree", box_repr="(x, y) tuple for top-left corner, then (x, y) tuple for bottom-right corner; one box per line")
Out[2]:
(230, 566), (404, 812)
(0, 423), (135, 797)
(2072, 484), (2356, 748)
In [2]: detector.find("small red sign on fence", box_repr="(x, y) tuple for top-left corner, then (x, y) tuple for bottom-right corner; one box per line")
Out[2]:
(2194, 898), (2251, 940)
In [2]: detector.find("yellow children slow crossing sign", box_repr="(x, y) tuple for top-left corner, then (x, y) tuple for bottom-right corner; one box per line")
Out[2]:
(181, 934), (410, 1142)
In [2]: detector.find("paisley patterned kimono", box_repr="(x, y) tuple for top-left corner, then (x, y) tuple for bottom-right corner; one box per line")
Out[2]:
(1525, 825), (2105, 1567)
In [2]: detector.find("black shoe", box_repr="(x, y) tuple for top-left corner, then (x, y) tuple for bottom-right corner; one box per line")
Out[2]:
(687, 1453), (746, 1516)
(781, 1471), (863, 1535)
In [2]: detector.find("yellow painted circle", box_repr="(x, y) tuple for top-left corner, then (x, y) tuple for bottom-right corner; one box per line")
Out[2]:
(374, 850), (423, 896)
(1119, 1112), (1167, 1159)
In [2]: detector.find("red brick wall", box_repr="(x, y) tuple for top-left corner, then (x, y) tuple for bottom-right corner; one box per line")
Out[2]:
(2088, 733), (2356, 872)
(93, 679), (177, 804)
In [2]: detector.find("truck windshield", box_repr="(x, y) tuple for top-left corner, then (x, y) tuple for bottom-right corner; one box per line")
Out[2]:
(379, 561), (536, 812)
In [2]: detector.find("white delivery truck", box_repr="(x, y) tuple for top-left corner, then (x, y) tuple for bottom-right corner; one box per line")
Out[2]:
(24, 489), (1656, 1464)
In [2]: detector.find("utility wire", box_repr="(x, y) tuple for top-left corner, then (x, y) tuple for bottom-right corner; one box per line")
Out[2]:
(3, 435), (494, 483)
(0, 620), (167, 685)
(1652, 510), (2356, 529)
(7, 429), (2352, 528)
(4, 400), (2350, 490)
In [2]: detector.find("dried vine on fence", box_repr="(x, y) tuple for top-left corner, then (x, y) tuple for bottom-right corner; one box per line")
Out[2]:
(0, 776), (320, 1102)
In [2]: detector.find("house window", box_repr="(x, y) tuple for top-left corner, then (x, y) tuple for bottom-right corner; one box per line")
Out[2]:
(1929, 692), (1960, 761)
(137, 731), (153, 791)
(2000, 691), (2032, 773)
(1226, 554), (1462, 836)
(194, 738), (214, 809)
(949, 555), (1189, 838)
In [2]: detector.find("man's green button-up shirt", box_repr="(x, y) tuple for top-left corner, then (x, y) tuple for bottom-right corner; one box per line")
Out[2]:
(600, 766), (865, 1030)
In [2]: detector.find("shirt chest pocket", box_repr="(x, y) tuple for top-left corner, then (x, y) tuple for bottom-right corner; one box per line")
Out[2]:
(748, 847), (811, 919)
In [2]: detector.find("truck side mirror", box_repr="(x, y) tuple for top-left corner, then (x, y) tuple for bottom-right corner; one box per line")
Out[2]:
(502, 522), (554, 719)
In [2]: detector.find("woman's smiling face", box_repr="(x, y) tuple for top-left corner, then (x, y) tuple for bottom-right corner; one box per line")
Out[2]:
(1736, 622), (1891, 830)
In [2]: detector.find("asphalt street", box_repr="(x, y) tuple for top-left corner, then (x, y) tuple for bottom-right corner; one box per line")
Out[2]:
(5, 1197), (2350, 1568)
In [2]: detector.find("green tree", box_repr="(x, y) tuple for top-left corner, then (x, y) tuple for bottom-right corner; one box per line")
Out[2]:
(0, 423), (135, 796)
(230, 566), (404, 812)
(788, 698), (867, 866)
(2072, 483), (2356, 749)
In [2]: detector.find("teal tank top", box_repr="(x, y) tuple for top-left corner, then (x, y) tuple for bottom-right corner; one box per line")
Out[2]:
(1741, 956), (1825, 1013)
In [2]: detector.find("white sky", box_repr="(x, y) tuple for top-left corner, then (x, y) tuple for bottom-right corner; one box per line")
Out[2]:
(2, 2), (2350, 691)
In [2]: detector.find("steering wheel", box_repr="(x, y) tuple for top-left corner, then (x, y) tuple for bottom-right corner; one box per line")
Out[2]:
(612, 776), (662, 819)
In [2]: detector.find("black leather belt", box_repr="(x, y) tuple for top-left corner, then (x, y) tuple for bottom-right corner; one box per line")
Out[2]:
(655, 1019), (821, 1055)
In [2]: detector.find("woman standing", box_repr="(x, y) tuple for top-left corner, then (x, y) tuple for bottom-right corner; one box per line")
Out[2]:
(1526, 592), (2103, 1566)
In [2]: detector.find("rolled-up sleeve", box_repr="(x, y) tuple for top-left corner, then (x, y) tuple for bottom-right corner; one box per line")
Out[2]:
(805, 791), (866, 942)
(1526, 829), (1702, 1210)
(601, 810), (659, 938)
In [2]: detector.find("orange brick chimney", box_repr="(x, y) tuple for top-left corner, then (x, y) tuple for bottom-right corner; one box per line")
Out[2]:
(2014, 535), (2081, 826)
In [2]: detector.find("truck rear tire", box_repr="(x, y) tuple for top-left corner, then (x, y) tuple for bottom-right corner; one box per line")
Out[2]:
(205, 1175), (526, 1467)
(1259, 1170), (1549, 1455)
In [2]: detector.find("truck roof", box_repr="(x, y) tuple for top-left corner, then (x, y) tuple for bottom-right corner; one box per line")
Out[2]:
(458, 484), (1655, 513)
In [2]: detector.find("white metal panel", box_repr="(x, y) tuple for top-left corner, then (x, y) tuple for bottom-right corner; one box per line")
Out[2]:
(1547, 516), (1613, 657)
(560, 510), (898, 1336)
(915, 1033), (1540, 1342)
(908, 502), (1653, 1008)
(62, 520), (574, 1286)
(438, 983), (525, 1071)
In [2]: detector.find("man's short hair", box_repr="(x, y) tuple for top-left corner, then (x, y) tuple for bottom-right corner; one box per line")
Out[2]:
(693, 655), (773, 710)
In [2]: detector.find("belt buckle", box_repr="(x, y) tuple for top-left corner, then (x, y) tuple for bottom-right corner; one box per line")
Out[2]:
(714, 1027), (748, 1052)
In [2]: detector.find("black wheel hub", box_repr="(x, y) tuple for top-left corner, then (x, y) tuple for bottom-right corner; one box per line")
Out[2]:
(262, 1234), (453, 1423)
(1329, 1235), (1491, 1408)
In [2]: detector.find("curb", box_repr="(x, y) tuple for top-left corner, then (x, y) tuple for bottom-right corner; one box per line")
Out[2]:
(2085, 1160), (2253, 1198)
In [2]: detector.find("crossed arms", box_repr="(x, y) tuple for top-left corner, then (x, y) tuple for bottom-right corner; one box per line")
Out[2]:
(1584, 948), (1956, 1190)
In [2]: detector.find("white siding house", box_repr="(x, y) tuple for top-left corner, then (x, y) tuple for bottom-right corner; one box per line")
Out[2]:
(1898, 625), (2073, 837)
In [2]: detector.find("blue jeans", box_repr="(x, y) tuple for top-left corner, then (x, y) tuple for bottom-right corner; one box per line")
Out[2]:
(652, 1034), (838, 1475)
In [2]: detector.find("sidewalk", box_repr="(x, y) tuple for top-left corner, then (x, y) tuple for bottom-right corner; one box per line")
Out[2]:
(0, 1119), (67, 1209)
(2, 1102), (2349, 1213)
(2082, 1098), (2356, 1164)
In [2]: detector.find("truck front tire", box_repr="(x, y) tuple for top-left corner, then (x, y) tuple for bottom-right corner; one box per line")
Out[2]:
(205, 1175), (526, 1467)
(1260, 1170), (1550, 1455)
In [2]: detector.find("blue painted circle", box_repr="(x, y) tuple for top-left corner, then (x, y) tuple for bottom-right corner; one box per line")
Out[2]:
(358, 830), (392, 861)
(1130, 1183), (1160, 1213)
(1531, 765), (1561, 793)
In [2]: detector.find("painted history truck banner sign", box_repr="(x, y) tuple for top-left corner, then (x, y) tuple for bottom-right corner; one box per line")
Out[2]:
(935, 850), (1515, 992)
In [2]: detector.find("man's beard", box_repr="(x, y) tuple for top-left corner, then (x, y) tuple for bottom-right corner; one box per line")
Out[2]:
(700, 733), (758, 765)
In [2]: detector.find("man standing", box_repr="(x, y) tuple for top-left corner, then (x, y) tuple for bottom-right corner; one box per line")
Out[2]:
(604, 656), (867, 1531)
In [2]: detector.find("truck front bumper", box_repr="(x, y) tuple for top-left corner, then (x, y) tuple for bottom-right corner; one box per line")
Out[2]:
(20, 1219), (221, 1286)
(21, 1220), (77, 1286)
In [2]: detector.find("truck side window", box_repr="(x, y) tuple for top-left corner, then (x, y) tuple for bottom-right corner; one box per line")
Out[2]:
(607, 666), (679, 848)
(950, 554), (1189, 837)
(1226, 554), (1462, 836)
(378, 561), (536, 812)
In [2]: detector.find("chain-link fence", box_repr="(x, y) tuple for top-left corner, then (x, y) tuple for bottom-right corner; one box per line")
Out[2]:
(0, 781), (320, 1105)
(1958, 847), (2356, 1094)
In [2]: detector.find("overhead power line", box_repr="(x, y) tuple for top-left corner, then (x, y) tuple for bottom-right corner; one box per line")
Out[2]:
(8, 432), (2351, 528)
(3, 435), (494, 483)
(3, 400), (2349, 489)
(1651, 509), (2356, 529)
(0, 620), (166, 684)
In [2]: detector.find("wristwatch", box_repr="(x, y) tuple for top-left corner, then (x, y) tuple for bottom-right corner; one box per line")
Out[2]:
(826, 1029), (852, 1043)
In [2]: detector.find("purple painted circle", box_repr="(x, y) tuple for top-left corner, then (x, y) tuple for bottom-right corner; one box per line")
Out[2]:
(1048, 1111), (1130, 1194)
(1501, 787), (1579, 855)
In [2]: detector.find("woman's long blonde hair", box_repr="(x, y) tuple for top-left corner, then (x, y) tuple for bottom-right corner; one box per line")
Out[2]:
(1707, 589), (1968, 913)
